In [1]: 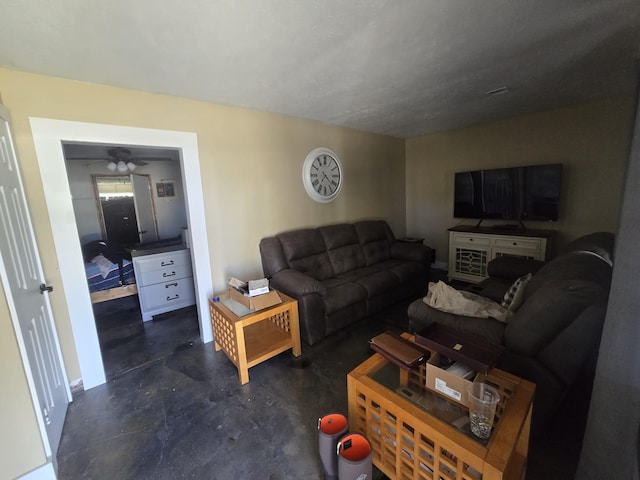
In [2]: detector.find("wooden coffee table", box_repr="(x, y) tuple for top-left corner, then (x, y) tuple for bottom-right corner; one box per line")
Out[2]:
(347, 334), (535, 480)
(209, 290), (301, 384)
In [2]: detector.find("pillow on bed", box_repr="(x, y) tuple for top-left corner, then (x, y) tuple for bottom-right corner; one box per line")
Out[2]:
(91, 254), (113, 278)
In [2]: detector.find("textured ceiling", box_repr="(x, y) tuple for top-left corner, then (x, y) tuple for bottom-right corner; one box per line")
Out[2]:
(1, 0), (639, 138)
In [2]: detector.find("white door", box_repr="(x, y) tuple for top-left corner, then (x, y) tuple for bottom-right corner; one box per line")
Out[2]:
(130, 173), (158, 243)
(0, 106), (70, 459)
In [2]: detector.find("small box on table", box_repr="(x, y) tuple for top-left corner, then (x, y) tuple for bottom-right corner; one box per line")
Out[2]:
(229, 286), (281, 311)
(425, 352), (479, 407)
(417, 323), (505, 407)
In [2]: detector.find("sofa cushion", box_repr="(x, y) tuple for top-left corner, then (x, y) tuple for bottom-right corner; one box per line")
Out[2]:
(525, 251), (612, 300)
(408, 299), (506, 345)
(536, 304), (606, 386)
(277, 228), (335, 280)
(354, 270), (400, 297)
(384, 259), (427, 284)
(318, 224), (366, 275)
(259, 236), (289, 277)
(487, 256), (545, 280)
(505, 278), (609, 356)
(563, 231), (615, 263)
(354, 220), (394, 266)
(320, 278), (367, 314)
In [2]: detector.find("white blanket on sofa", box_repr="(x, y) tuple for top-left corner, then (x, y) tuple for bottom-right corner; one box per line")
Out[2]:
(423, 281), (510, 322)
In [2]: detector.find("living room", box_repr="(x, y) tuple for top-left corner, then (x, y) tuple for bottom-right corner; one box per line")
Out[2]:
(1, 2), (640, 479)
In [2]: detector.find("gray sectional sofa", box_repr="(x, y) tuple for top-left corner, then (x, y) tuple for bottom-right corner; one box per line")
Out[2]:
(259, 220), (431, 345)
(408, 232), (615, 432)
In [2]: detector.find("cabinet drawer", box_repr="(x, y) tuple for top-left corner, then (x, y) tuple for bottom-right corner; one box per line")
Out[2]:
(452, 233), (491, 246)
(493, 237), (541, 251)
(134, 249), (191, 275)
(138, 277), (195, 310)
(137, 263), (192, 287)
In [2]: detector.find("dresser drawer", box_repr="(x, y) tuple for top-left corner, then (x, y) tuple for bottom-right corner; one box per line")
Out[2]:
(138, 277), (195, 310)
(452, 233), (491, 246)
(134, 248), (191, 275)
(493, 237), (541, 252)
(137, 263), (193, 287)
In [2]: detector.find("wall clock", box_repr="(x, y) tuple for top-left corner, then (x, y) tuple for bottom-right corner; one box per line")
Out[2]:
(302, 147), (343, 203)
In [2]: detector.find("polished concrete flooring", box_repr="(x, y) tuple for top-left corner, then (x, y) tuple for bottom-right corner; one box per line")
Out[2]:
(57, 279), (588, 479)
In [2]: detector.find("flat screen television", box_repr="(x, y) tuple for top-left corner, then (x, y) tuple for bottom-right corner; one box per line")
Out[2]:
(454, 163), (562, 221)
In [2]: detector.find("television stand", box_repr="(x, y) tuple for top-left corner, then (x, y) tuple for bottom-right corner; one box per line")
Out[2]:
(447, 226), (555, 283)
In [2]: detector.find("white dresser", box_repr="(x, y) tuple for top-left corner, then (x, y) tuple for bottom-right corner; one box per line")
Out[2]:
(448, 226), (555, 283)
(131, 245), (196, 321)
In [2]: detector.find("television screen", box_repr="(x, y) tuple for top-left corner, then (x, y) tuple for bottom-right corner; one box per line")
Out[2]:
(454, 164), (562, 221)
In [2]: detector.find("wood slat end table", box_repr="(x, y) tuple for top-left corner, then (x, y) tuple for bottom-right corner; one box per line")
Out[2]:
(209, 290), (301, 384)
(347, 334), (535, 480)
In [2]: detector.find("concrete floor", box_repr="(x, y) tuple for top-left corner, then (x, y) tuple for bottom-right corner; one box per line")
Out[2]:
(56, 283), (588, 479)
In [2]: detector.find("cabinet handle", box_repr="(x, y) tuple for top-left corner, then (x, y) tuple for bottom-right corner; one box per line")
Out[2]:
(513, 242), (517, 246)
(166, 294), (180, 301)
(163, 271), (176, 277)
(165, 282), (178, 288)
(161, 260), (175, 266)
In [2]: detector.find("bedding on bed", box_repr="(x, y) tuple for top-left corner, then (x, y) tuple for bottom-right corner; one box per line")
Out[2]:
(85, 255), (135, 293)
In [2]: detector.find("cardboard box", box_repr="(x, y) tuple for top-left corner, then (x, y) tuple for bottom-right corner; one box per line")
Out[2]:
(425, 352), (479, 407)
(248, 278), (269, 297)
(229, 287), (281, 311)
(416, 323), (504, 373)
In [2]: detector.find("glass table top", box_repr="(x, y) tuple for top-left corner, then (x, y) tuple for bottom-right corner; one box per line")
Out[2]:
(369, 361), (490, 446)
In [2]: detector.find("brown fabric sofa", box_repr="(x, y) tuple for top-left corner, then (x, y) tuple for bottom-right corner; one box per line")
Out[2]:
(259, 220), (431, 345)
(408, 232), (615, 432)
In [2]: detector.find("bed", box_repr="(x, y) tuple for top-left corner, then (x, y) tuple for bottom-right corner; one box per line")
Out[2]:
(82, 240), (138, 304)
(86, 255), (138, 303)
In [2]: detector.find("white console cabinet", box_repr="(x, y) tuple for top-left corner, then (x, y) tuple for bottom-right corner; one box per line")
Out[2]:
(132, 245), (196, 321)
(448, 226), (554, 283)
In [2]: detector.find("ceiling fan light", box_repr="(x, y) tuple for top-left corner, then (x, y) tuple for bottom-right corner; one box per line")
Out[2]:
(126, 162), (137, 171)
(116, 160), (128, 173)
(106, 161), (117, 171)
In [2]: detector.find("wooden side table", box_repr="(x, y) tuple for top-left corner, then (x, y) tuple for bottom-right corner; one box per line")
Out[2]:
(347, 334), (534, 480)
(209, 290), (301, 384)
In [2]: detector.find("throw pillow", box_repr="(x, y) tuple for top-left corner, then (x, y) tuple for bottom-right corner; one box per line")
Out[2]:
(501, 273), (532, 312)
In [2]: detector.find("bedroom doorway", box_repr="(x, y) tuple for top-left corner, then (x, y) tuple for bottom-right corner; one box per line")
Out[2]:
(67, 143), (196, 381)
(30, 119), (213, 390)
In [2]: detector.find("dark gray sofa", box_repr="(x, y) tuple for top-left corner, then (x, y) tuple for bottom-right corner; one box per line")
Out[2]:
(260, 220), (431, 345)
(408, 232), (615, 432)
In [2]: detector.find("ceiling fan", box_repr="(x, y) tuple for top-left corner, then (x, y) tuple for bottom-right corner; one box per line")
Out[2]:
(104, 147), (149, 172)
(66, 146), (175, 172)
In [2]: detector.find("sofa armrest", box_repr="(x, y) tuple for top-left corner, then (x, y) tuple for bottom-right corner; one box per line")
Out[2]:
(269, 269), (327, 345)
(391, 242), (431, 264)
(270, 269), (326, 297)
(487, 256), (545, 280)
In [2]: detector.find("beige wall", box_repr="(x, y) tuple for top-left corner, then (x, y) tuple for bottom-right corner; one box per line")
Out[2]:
(0, 67), (405, 477)
(0, 67), (405, 377)
(1, 66), (633, 479)
(406, 97), (636, 264)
